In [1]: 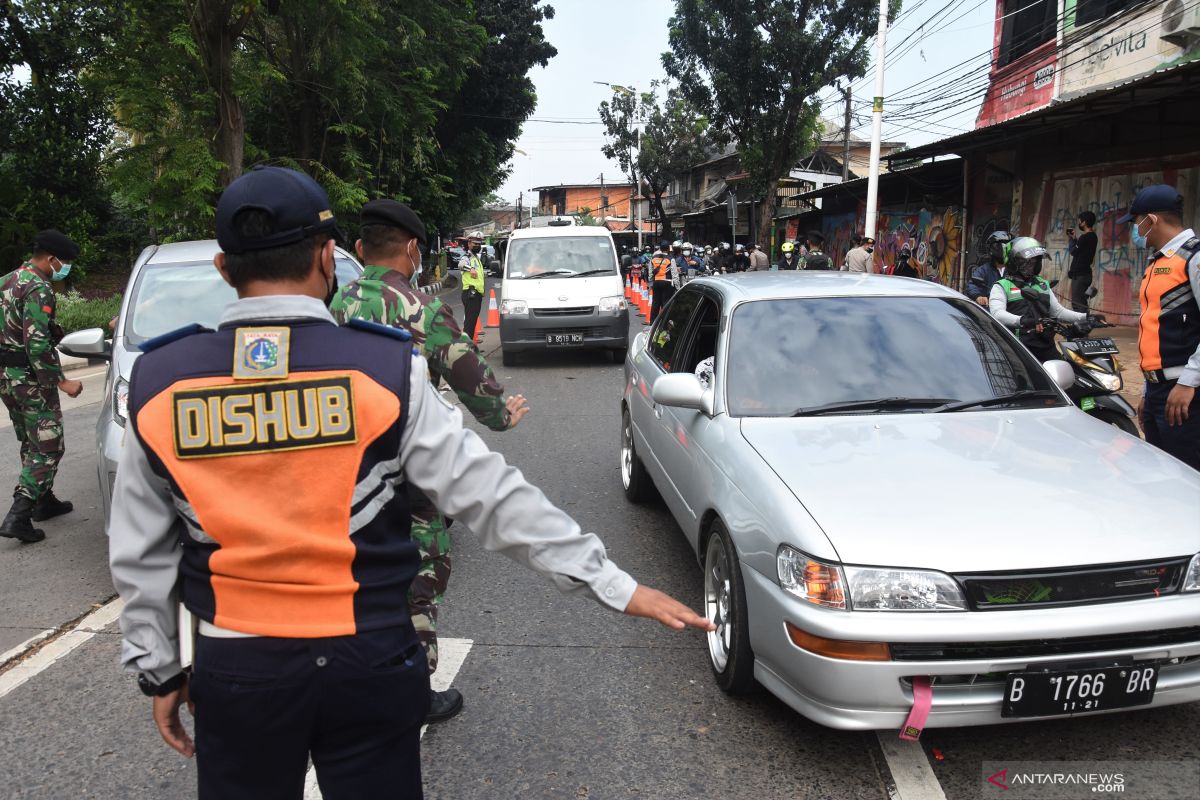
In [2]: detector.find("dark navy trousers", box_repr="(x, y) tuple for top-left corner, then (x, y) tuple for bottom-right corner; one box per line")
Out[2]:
(190, 626), (430, 800)
(1142, 380), (1200, 472)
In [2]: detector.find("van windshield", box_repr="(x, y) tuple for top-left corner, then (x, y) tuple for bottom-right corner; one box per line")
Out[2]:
(505, 236), (617, 279)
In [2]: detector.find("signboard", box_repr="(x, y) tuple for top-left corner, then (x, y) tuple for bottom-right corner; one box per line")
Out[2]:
(976, 47), (1057, 128)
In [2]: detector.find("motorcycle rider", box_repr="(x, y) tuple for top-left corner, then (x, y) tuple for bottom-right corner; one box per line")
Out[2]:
(777, 241), (802, 271)
(968, 231), (1012, 306)
(989, 236), (1100, 362)
(733, 244), (750, 272)
(679, 243), (701, 278)
(711, 242), (733, 274)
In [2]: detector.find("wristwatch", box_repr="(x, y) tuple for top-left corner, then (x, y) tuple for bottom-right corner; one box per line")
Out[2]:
(137, 671), (187, 697)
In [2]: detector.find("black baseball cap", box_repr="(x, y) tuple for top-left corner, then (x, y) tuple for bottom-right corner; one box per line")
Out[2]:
(216, 166), (337, 254)
(1116, 184), (1184, 224)
(360, 199), (427, 247)
(33, 229), (80, 261)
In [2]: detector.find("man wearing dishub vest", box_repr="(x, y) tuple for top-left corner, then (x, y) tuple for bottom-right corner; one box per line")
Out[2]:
(107, 166), (712, 800)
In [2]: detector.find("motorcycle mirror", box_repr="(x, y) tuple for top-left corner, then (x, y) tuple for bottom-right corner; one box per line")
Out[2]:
(1048, 278), (1060, 288)
(1042, 360), (1075, 391)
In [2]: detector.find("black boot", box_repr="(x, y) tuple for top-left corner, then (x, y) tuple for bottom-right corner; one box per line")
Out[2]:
(425, 688), (463, 723)
(32, 490), (73, 521)
(0, 496), (46, 543)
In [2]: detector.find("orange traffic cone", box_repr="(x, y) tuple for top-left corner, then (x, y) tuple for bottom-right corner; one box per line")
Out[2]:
(473, 314), (484, 344)
(624, 276), (632, 300)
(486, 289), (500, 327)
(640, 281), (650, 320)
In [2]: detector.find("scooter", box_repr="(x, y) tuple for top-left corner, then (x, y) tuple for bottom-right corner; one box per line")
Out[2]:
(1040, 318), (1139, 435)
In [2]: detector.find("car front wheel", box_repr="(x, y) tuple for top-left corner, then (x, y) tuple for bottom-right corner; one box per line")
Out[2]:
(704, 520), (756, 694)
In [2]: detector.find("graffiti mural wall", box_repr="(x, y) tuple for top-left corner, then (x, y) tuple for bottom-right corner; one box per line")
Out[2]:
(1030, 163), (1200, 325)
(819, 207), (962, 281)
(821, 212), (858, 268)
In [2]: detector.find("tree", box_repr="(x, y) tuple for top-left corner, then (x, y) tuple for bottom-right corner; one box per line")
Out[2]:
(575, 207), (599, 226)
(598, 81), (709, 243)
(663, 0), (895, 244)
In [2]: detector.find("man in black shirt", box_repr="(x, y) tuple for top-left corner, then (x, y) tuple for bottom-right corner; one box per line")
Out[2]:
(1066, 211), (1098, 312)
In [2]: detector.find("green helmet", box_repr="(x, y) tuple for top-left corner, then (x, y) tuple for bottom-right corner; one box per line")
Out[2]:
(1005, 236), (1048, 280)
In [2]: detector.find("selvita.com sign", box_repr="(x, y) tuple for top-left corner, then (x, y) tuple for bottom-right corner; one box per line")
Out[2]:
(1059, 4), (1200, 99)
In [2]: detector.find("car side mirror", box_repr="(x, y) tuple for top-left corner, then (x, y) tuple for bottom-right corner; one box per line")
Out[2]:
(1043, 360), (1074, 391)
(488, 259), (501, 274)
(58, 327), (111, 362)
(651, 373), (705, 410)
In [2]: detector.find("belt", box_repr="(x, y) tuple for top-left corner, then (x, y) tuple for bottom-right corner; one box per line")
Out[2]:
(0, 350), (29, 368)
(1143, 366), (1185, 384)
(198, 620), (260, 639)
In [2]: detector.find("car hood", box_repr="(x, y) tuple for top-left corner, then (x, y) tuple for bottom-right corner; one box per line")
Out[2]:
(740, 408), (1200, 573)
(502, 275), (619, 306)
(115, 344), (140, 382)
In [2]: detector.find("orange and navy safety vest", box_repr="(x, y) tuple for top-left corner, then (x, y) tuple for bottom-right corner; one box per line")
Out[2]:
(1139, 238), (1200, 373)
(651, 255), (673, 282)
(127, 319), (418, 639)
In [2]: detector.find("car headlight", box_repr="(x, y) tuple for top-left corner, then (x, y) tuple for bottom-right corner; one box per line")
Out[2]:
(1184, 553), (1200, 592)
(844, 565), (966, 611)
(777, 547), (847, 609)
(500, 299), (528, 316)
(114, 377), (129, 427)
(598, 295), (627, 313)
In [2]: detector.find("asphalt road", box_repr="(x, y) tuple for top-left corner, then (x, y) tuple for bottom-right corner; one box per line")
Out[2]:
(1, 288), (1197, 800)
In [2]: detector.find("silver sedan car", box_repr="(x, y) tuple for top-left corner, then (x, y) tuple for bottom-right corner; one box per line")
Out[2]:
(58, 240), (362, 527)
(621, 272), (1200, 730)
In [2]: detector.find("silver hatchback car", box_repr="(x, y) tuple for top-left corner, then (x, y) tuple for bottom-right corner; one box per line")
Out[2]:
(621, 272), (1200, 730)
(58, 240), (362, 526)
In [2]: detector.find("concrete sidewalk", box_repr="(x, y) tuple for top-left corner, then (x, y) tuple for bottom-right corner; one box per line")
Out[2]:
(1102, 325), (1143, 408)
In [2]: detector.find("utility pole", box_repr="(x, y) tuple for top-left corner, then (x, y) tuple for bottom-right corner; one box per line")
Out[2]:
(864, 0), (890, 256)
(839, 82), (852, 182)
(516, 192), (523, 230)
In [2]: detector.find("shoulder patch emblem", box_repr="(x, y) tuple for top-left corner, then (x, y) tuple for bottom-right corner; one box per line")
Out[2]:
(233, 327), (290, 380)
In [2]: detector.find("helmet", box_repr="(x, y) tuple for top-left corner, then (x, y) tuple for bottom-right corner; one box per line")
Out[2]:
(671, 239), (683, 249)
(1005, 236), (1048, 280)
(735, 243), (744, 251)
(781, 242), (795, 254)
(643, 245), (651, 253)
(985, 230), (1012, 262)
(659, 241), (669, 250)
(467, 230), (484, 241)
(720, 242), (731, 250)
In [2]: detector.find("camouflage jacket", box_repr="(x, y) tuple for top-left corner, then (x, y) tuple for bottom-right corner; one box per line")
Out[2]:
(330, 265), (510, 430)
(0, 263), (65, 387)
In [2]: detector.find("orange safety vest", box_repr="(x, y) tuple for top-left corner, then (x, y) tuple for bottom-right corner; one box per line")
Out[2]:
(1138, 237), (1200, 372)
(651, 256), (673, 282)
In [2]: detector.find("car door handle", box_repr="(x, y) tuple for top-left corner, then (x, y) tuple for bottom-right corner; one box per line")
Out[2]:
(654, 403), (663, 419)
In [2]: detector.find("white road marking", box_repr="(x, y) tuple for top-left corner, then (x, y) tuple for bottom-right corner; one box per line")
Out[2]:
(0, 628), (55, 666)
(302, 637), (474, 799)
(876, 732), (948, 800)
(0, 598), (124, 700)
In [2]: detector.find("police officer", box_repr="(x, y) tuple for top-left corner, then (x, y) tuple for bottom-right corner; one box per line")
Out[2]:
(108, 167), (711, 799)
(966, 230), (1012, 306)
(1118, 184), (1200, 471)
(648, 244), (678, 322)
(0, 230), (83, 543)
(459, 231), (486, 338)
(330, 199), (530, 722)
(988, 236), (1094, 362)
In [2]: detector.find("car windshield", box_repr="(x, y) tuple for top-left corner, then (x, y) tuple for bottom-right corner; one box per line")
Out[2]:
(505, 236), (617, 279)
(124, 257), (360, 347)
(726, 296), (1062, 417)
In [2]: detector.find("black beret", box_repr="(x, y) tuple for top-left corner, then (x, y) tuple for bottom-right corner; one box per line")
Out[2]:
(34, 229), (80, 261)
(360, 199), (427, 247)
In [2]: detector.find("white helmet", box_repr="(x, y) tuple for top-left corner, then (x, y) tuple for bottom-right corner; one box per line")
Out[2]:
(467, 230), (484, 241)
(720, 242), (731, 250)
(682, 245), (693, 255)
(671, 239), (683, 249)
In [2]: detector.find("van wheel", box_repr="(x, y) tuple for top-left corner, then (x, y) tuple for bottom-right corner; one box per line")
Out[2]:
(502, 350), (517, 367)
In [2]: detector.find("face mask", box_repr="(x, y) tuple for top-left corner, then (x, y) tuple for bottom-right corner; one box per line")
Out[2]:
(410, 242), (424, 280)
(324, 263), (339, 307)
(51, 261), (72, 281)
(1130, 217), (1151, 250)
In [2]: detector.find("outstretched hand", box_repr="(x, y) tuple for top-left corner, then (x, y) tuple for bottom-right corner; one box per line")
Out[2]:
(506, 394), (530, 427)
(624, 585), (715, 632)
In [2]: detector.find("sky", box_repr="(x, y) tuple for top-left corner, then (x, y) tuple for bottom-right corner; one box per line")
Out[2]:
(497, 0), (999, 205)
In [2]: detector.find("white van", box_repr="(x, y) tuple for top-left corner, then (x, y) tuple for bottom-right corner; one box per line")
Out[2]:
(499, 225), (629, 365)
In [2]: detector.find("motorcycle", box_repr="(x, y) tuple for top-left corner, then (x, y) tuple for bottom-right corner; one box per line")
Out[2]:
(1039, 318), (1139, 435)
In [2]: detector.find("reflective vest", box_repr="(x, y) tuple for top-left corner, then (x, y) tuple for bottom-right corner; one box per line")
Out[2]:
(997, 277), (1053, 341)
(1139, 237), (1200, 372)
(462, 253), (485, 294)
(127, 320), (417, 638)
(651, 256), (673, 282)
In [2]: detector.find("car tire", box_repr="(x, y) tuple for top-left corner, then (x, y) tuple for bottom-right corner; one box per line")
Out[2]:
(1093, 408), (1140, 437)
(611, 347), (628, 364)
(502, 349), (517, 367)
(620, 406), (654, 503)
(704, 520), (756, 695)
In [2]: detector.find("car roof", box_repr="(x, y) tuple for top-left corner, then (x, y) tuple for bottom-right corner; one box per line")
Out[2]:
(508, 226), (613, 240)
(687, 272), (963, 302)
(143, 239), (357, 266)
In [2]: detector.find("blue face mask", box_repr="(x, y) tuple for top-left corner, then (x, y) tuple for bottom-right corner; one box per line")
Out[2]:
(1130, 218), (1149, 250)
(51, 261), (72, 281)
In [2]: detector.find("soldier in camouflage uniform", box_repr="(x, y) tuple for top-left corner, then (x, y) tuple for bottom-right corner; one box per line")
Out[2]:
(329, 200), (529, 723)
(0, 230), (84, 544)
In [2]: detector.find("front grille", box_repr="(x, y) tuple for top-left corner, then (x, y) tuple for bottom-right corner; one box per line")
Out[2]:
(533, 306), (594, 317)
(541, 327), (609, 338)
(899, 655), (1200, 689)
(890, 626), (1200, 661)
(956, 558), (1190, 610)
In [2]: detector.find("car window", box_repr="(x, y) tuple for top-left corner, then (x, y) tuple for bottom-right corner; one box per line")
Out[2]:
(726, 296), (1060, 417)
(505, 236), (617, 279)
(124, 257), (360, 346)
(677, 297), (720, 374)
(648, 290), (701, 371)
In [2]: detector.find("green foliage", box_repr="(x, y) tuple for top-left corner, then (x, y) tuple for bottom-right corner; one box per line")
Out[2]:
(55, 290), (122, 334)
(663, 0), (900, 241)
(575, 207), (600, 226)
